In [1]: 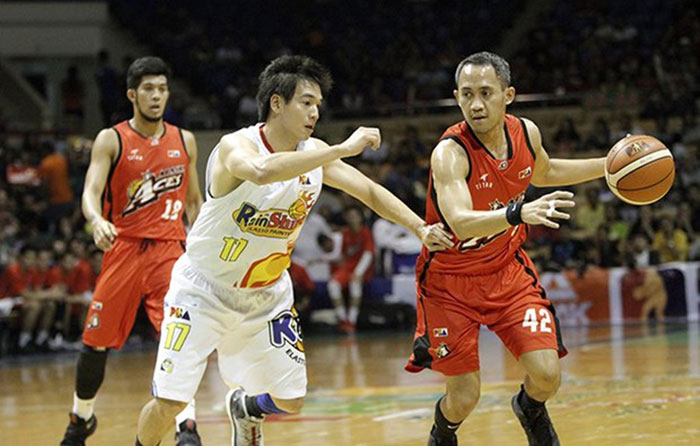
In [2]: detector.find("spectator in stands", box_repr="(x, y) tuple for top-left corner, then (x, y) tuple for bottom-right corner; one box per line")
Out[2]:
(552, 117), (581, 155)
(95, 50), (120, 126)
(328, 206), (374, 334)
(627, 232), (660, 268)
(38, 142), (74, 233)
(652, 217), (689, 262)
(0, 246), (42, 352)
(292, 208), (340, 282)
(629, 206), (656, 242)
(573, 186), (605, 240)
(33, 249), (61, 348)
(584, 117), (612, 152)
(612, 113), (643, 141)
(61, 65), (85, 132)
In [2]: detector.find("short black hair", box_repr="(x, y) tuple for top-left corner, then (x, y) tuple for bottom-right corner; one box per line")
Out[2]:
(126, 56), (172, 90)
(256, 55), (333, 121)
(454, 51), (511, 89)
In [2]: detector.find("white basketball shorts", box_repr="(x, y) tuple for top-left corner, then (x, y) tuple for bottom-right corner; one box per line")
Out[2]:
(151, 255), (307, 403)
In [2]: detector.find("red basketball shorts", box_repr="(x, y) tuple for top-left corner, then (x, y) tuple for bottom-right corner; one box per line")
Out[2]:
(82, 237), (185, 349)
(406, 250), (567, 376)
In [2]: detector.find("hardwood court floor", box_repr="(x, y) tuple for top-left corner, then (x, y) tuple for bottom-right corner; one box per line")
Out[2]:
(2, 322), (699, 445)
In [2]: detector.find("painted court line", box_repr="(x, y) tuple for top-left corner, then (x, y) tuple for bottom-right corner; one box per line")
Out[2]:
(372, 408), (432, 422)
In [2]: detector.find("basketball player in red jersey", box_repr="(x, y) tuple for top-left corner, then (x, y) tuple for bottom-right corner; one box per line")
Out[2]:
(406, 52), (607, 446)
(60, 57), (204, 446)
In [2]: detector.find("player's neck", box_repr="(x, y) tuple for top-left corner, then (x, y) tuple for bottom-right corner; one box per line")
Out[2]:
(129, 116), (165, 139)
(473, 121), (507, 158)
(262, 121), (299, 152)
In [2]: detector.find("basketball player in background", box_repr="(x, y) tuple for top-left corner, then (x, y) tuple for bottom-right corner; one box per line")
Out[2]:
(134, 54), (453, 446)
(60, 57), (204, 446)
(405, 52), (609, 446)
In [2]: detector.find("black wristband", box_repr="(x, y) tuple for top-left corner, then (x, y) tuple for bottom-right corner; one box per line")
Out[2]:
(505, 202), (524, 226)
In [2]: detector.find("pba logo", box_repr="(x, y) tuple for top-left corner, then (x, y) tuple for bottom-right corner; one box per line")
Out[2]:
(268, 309), (304, 353)
(169, 306), (190, 320)
(123, 166), (185, 216)
(433, 328), (449, 338)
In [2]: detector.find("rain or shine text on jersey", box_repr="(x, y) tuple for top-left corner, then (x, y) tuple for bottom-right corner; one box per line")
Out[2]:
(418, 114), (537, 276)
(185, 124), (323, 289)
(104, 121), (189, 240)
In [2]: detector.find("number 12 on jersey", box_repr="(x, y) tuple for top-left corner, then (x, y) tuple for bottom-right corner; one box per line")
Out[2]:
(219, 236), (248, 262)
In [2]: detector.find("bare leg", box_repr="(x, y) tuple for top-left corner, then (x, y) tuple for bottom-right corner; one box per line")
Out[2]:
(137, 397), (187, 446)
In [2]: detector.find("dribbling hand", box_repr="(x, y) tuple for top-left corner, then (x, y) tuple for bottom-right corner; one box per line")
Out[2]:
(91, 216), (118, 251)
(338, 127), (381, 157)
(418, 223), (454, 251)
(521, 191), (575, 229)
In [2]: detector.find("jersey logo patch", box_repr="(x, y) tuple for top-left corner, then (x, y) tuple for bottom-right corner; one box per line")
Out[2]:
(268, 309), (304, 353)
(498, 160), (508, 170)
(168, 150), (181, 158)
(127, 149), (143, 161)
(518, 166), (532, 179)
(475, 173), (493, 190)
(232, 191), (316, 239)
(122, 166), (185, 216)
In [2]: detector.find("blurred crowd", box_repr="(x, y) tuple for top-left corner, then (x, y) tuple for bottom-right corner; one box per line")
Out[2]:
(1, 0), (700, 352)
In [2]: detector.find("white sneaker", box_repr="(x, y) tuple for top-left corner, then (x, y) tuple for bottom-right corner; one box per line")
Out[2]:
(226, 388), (264, 446)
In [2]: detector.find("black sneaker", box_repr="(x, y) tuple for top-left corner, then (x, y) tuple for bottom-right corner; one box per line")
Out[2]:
(511, 393), (560, 446)
(175, 419), (202, 446)
(60, 413), (97, 446)
(427, 425), (458, 446)
(226, 388), (264, 446)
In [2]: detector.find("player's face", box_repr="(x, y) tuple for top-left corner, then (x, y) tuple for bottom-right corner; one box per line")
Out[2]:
(454, 64), (514, 134)
(277, 80), (322, 140)
(129, 75), (169, 123)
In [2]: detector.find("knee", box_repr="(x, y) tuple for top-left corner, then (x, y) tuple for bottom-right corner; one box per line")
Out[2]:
(531, 365), (561, 392)
(447, 386), (480, 418)
(280, 396), (305, 414)
(154, 397), (187, 418)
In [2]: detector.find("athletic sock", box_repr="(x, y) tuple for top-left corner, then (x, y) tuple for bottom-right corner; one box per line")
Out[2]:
(175, 400), (196, 431)
(433, 396), (462, 438)
(518, 384), (545, 414)
(245, 393), (288, 418)
(72, 392), (96, 420)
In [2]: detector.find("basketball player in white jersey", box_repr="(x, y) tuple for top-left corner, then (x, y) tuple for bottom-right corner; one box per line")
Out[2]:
(135, 55), (453, 446)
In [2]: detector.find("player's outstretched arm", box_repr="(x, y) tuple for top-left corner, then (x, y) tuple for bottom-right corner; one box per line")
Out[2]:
(182, 130), (203, 225)
(525, 118), (606, 187)
(432, 139), (576, 240)
(218, 127), (381, 186)
(323, 159), (452, 251)
(82, 128), (119, 251)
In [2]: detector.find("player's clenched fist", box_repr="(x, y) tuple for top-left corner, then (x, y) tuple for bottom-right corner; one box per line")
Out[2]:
(418, 223), (454, 252)
(91, 216), (119, 251)
(521, 190), (575, 229)
(338, 126), (381, 157)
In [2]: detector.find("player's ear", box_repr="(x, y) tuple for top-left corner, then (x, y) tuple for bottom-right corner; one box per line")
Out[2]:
(453, 89), (459, 101)
(126, 88), (136, 103)
(270, 94), (283, 115)
(505, 86), (516, 105)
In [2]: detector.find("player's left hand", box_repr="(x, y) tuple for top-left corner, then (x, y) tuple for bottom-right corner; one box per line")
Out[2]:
(418, 223), (454, 251)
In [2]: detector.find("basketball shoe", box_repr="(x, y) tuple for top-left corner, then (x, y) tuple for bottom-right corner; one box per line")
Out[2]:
(511, 388), (560, 446)
(427, 425), (458, 445)
(226, 388), (264, 446)
(60, 412), (97, 446)
(175, 419), (202, 446)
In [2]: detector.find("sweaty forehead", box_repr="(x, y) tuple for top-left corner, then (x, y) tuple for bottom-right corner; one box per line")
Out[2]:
(457, 64), (501, 89)
(139, 75), (168, 87)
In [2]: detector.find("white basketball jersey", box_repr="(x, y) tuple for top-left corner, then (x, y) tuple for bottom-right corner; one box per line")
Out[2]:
(185, 123), (323, 289)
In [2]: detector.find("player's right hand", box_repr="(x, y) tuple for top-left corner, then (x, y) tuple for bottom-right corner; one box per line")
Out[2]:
(521, 191), (575, 229)
(91, 216), (118, 251)
(338, 127), (381, 157)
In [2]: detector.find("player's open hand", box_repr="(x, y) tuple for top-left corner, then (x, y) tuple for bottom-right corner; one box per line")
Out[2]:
(418, 223), (454, 251)
(91, 216), (118, 251)
(521, 191), (575, 229)
(339, 127), (381, 157)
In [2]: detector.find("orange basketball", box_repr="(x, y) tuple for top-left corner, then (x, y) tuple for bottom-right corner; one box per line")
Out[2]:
(605, 134), (675, 205)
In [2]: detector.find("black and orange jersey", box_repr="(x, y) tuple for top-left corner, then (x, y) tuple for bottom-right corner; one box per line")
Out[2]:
(103, 121), (189, 240)
(418, 114), (537, 276)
